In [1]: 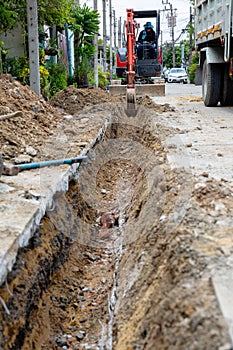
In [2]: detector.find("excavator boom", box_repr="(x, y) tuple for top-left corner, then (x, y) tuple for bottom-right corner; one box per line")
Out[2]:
(126, 9), (137, 112)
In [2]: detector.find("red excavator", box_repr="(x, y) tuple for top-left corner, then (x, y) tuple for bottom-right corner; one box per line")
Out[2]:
(126, 9), (162, 109)
(117, 9), (164, 112)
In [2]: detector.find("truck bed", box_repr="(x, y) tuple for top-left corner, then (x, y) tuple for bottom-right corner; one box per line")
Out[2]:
(195, 0), (232, 46)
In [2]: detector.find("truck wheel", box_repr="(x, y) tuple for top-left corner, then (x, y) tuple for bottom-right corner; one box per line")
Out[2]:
(202, 61), (221, 106)
(220, 66), (233, 106)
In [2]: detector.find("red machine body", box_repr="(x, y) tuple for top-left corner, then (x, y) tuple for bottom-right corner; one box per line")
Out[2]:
(126, 9), (137, 89)
(116, 48), (127, 78)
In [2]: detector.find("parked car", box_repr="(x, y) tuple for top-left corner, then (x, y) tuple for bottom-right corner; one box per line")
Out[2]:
(167, 68), (188, 84)
(162, 68), (170, 82)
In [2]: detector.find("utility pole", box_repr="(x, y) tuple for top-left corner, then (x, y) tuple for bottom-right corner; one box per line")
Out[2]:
(189, 6), (193, 62)
(118, 17), (122, 48)
(26, 0), (40, 95)
(109, 0), (113, 79)
(113, 9), (117, 48)
(93, 0), (98, 86)
(162, 0), (177, 67)
(170, 4), (176, 67)
(112, 9), (117, 76)
(102, 0), (107, 71)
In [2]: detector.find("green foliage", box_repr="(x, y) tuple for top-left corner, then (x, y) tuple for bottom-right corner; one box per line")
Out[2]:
(70, 4), (100, 87)
(3, 56), (30, 83)
(163, 40), (191, 68)
(97, 68), (109, 87)
(47, 61), (68, 97)
(70, 4), (100, 41)
(74, 53), (90, 86)
(88, 66), (109, 88)
(2, 54), (69, 99)
(0, 2), (18, 33)
(38, 0), (74, 27)
(0, 0), (74, 33)
(188, 63), (197, 84)
(188, 51), (199, 83)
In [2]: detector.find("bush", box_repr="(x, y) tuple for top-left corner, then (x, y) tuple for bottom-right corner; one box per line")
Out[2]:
(188, 63), (198, 84)
(47, 61), (68, 97)
(188, 51), (199, 84)
(88, 66), (109, 88)
(2, 55), (68, 99)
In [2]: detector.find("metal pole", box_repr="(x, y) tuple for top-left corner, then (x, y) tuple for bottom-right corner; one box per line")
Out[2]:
(113, 9), (117, 48)
(102, 0), (107, 71)
(65, 24), (73, 77)
(109, 0), (113, 79)
(94, 0), (98, 86)
(170, 4), (176, 67)
(118, 17), (122, 48)
(26, 0), (40, 95)
(189, 6), (193, 62)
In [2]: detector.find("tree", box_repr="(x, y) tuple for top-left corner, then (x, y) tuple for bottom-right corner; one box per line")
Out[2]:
(0, 1), (22, 33)
(163, 40), (190, 68)
(0, 0), (74, 33)
(37, 0), (74, 27)
(70, 4), (100, 87)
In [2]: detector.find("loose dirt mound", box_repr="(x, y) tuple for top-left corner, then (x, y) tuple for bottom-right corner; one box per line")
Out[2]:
(137, 95), (175, 112)
(0, 74), (64, 161)
(49, 85), (119, 115)
(0, 76), (119, 161)
(177, 95), (203, 102)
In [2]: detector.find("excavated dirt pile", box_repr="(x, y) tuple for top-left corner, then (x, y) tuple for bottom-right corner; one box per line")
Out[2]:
(0, 74), (233, 350)
(0, 74), (66, 161)
(0, 75), (121, 161)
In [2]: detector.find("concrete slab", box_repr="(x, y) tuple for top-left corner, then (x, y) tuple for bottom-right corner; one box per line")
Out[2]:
(212, 268), (233, 344)
(109, 84), (165, 96)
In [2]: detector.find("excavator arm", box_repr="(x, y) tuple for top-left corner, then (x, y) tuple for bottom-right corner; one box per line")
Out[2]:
(126, 9), (137, 112)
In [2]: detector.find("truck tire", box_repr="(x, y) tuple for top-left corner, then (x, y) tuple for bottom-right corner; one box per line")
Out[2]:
(202, 61), (221, 107)
(220, 66), (233, 106)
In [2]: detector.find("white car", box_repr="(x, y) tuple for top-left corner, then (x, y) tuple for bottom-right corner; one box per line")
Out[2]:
(167, 68), (188, 84)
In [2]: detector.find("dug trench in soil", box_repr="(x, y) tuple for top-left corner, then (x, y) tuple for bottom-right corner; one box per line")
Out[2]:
(0, 104), (232, 350)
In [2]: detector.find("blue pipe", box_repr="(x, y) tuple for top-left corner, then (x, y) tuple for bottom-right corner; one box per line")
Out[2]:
(18, 156), (87, 171)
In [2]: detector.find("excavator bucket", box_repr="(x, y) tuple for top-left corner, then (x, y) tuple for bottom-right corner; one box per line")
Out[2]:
(126, 88), (137, 117)
(109, 82), (165, 98)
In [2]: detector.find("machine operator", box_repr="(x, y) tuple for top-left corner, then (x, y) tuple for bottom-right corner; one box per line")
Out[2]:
(137, 22), (156, 60)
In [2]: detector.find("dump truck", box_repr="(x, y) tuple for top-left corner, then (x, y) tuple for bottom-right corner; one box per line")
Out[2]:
(195, 0), (233, 106)
(110, 8), (165, 112)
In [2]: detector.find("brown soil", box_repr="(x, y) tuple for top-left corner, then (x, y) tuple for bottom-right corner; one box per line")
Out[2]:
(0, 75), (232, 350)
(48, 85), (120, 115)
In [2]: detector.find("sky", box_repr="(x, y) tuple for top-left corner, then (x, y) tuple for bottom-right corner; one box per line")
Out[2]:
(79, 0), (192, 44)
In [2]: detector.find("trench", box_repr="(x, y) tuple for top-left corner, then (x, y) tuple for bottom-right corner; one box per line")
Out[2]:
(0, 106), (229, 350)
